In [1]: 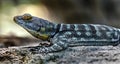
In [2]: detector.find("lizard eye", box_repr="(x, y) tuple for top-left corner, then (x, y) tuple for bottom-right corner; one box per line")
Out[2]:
(22, 13), (32, 20)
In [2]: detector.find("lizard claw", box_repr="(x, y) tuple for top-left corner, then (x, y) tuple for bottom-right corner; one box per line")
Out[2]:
(39, 42), (53, 47)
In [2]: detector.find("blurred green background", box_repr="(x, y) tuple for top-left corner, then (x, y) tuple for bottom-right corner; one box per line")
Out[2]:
(1, 0), (120, 37)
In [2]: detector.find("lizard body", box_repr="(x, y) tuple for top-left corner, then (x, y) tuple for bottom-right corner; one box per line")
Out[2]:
(14, 14), (120, 53)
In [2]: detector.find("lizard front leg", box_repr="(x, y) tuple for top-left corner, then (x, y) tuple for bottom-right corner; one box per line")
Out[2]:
(26, 36), (68, 53)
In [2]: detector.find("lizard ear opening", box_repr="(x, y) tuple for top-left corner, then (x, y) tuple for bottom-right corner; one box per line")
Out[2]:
(22, 13), (32, 20)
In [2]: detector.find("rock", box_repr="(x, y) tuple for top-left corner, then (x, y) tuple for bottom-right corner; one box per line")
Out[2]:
(0, 45), (120, 64)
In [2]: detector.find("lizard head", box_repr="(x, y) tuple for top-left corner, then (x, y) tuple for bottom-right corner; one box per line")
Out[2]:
(14, 13), (42, 31)
(13, 13), (51, 40)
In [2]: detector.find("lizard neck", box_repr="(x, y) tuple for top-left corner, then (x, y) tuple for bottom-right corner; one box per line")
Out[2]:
(36, 22), (60, 41)
(49, 24), (61, 38)
(41, 23), (60, 37)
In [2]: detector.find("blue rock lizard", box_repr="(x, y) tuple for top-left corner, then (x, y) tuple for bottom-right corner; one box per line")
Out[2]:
(13, 13), (120, 53)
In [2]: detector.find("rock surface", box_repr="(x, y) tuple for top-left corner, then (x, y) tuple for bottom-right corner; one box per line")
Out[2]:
(0, 45), (120, 64)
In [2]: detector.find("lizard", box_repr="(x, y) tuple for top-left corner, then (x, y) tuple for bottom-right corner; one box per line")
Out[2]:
(13, 13), (120, 53)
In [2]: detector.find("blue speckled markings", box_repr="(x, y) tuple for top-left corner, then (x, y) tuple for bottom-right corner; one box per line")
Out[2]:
(14, 14), (120, 53)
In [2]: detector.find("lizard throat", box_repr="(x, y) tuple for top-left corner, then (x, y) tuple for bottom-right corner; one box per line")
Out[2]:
(26, 28), (49, 41)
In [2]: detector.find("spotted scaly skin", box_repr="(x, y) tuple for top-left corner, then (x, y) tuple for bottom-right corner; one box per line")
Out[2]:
(14, 13), (120, 53)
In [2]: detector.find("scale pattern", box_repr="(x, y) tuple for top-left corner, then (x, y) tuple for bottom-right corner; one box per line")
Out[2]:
(57, 24), (119, 46)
